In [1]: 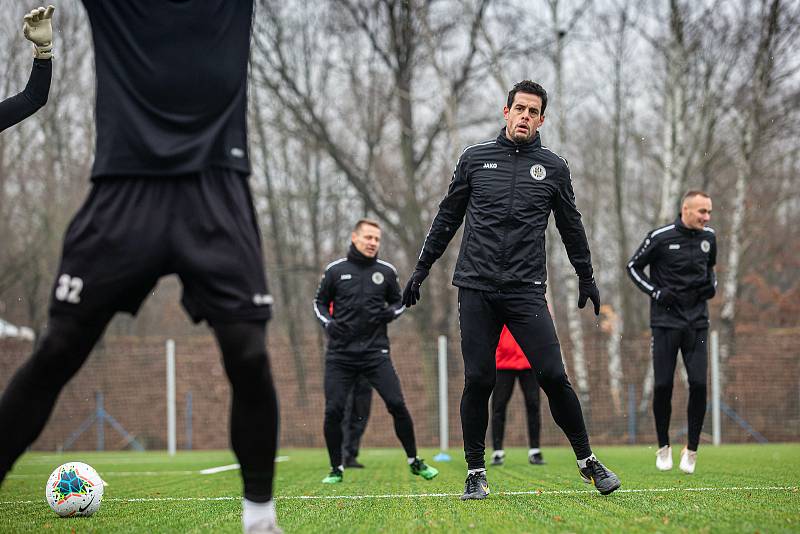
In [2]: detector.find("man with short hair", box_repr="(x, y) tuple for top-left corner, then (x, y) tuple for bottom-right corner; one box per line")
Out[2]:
(0, 2), (281, 532)
(628, 190), (717, 474)
(0, 5), (55, 132)
(314, 219), (438, 484)
(403, 80), (620, 499)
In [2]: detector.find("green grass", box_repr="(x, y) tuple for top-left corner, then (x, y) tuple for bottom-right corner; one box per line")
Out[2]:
(1, 444), (799, 533)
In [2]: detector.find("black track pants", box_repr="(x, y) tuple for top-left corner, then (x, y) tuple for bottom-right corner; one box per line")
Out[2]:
(459, 288), (590, 470)
(324, 355), (416, 468)
(652, 327), (708, 451)
(341, 375), (373, 461)
(491, 369), (541, 451)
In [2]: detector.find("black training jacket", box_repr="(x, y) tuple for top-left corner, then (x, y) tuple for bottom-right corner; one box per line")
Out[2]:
(314, 245), (405, 355)
(627, 217), (717, 328)
(418, 129), (593, 291)
(0, 59), (51, 133)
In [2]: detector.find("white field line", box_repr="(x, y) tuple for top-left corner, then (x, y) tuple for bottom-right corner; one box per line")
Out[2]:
(0, 485), (796, 505)
(200, 464), (240, 475)
(7, 457), (290, 479)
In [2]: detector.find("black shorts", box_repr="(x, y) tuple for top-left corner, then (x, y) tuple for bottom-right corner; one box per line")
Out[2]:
(49, 168), (271, 324)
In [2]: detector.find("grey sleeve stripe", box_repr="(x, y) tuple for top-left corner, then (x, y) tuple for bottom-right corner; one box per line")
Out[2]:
(313, 300), (330, 325)
(394, 305), (406, 316)
(628, 262), (654, 292)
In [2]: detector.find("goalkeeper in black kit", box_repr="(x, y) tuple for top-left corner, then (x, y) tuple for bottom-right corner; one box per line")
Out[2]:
(403, 80), (621, 499)
(0, 2), (281, 532)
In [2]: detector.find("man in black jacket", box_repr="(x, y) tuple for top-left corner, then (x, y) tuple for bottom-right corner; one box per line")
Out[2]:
(628, 190), (717, 475)
(0, 5), (54, 132)
(403, 80), (620, 499)
(314, 219), (438, 484)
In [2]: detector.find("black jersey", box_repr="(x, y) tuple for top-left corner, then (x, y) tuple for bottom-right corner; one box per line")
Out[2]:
(627, 217), (717, 328)
(418, 129), (593, 292)
(0, 59), (51, 133)
(314, 246), (405, 355)
(81, 0), (253, 178)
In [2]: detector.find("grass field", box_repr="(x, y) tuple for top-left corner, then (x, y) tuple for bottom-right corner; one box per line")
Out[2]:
(1, 444), (799, 533)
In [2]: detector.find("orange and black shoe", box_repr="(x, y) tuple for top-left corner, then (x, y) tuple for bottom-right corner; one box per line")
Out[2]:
(579, 458), (620, 495)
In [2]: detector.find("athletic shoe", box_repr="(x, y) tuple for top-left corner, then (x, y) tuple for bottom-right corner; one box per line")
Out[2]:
(579, 458), (621, 495)
(410, 458), (439, 480)
(321, 467), (343, 484)
(491, 451), (505, 466)
(344, 457), (365, 469)
(244, 518), (283, 534)
(460, 471), (490, 500)
(529, 452), (546, 465)
(679, 448), (697, 474)
(656, 445), (673, 471)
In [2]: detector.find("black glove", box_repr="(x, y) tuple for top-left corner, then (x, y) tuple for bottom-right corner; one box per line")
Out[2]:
(577, 277), (601, 315)
(366, 308), (397, 328)
(653, 287), (678, 307)
(696, 283), (716, 301)
(325, 320), (349, 338)
(402, 266), (430, 307)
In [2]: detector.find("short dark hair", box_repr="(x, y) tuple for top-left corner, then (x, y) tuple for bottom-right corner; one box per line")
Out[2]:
(353, 218), (381, 232)
(682, 190), (711, 203)
(507, 80), (548, 115)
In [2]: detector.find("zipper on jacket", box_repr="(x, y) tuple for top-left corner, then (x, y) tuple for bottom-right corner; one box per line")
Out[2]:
(498, 148), (520, 280)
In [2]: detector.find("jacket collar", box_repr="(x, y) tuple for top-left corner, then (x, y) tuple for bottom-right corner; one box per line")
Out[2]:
(347, 243), (378, 265)
(674, 215), (701, 236)
(496, 127), (542, 152)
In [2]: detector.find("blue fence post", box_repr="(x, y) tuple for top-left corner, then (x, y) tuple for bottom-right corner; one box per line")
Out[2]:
(627, 384), (636, 445)
(186, 391), (193, 451)
(96, 391), (105, 451)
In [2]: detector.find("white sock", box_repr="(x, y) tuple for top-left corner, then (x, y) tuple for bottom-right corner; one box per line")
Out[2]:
(467, 468), (486, 475)
(493, 450), (505, 457)
(408, 457), (417, 465)
(337, 464), (344, 471)
(242, 499), (276, 531)
(577, 454), (596, 469)
(529, 448), (541, 456)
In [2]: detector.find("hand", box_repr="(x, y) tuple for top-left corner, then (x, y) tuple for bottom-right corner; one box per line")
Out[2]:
(653, 287), (678, 307)
(23, 5), (55, 59)
(402, 266), (429, 307)
(366, 308), (396, 328)
(325, 320), (349, 338)
(577, 277), (601, 315)
(695, 283), (716, 301)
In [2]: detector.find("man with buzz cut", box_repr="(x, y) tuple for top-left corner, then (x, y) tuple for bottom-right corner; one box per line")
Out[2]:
(314, 219), (438, 484)
(0, 2), (282, 532)
(628, 190), (717, 475)
(402, 80), (620, 500)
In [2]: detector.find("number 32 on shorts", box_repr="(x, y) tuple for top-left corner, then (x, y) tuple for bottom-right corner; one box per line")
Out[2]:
(55, 274), (83, 304)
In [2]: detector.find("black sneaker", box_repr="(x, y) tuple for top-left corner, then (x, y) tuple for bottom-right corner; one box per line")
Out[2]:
(490, 452), (504, 466)
(529, 452), (546, 465)
(579, 458), (621, 495)
(344, 457), (365, 469)
(460, 471), (490, 500)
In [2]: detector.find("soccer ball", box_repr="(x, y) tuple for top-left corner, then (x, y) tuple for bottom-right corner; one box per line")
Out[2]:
(45, 461), (104, 517)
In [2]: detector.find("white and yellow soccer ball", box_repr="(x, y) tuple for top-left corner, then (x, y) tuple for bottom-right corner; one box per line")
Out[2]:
(45, 461), (104, 517)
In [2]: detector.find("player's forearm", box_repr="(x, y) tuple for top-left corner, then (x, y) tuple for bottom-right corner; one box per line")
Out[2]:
(0, 59), (51, 132)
